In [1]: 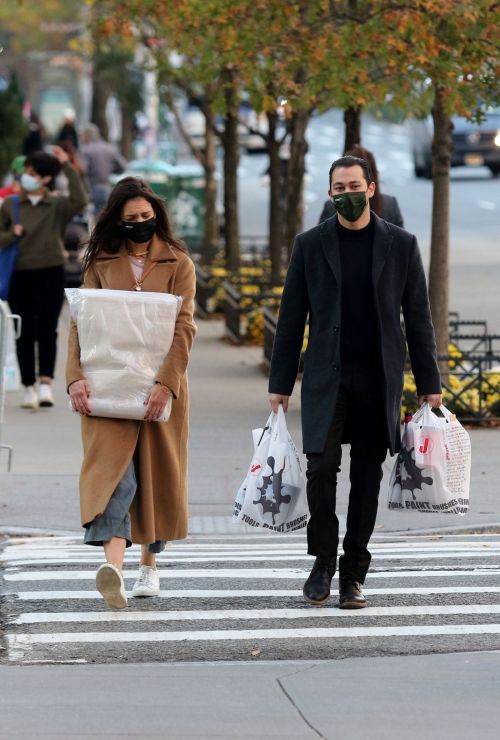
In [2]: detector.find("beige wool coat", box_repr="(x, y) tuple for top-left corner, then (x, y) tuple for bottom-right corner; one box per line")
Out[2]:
(66, 236), (197, 544)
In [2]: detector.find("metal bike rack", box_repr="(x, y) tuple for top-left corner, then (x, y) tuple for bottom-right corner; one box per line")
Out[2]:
(0, 300), (21, 471)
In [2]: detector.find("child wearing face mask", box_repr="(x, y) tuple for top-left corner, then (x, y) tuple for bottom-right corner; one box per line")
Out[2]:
(0, 146), (88, 409)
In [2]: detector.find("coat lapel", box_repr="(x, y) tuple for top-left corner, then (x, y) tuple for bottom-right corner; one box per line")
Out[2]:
(372, 213), (393, 288)
(95, 236), (179, 291)
(319, 216), (341, 284)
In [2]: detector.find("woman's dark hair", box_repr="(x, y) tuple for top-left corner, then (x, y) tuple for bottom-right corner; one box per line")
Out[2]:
(345, 144), (383, 217)
(25, 151), (61, 191)
(82, 177), (187, 275)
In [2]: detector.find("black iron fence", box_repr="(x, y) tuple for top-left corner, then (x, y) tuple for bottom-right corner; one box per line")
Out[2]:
(434, 354), (500, 423)
(262, 315), (500, 423)
(449, 334), (500, 363)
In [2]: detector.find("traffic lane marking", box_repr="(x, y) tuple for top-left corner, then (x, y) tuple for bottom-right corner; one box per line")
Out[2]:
(13, 604), (500, 625)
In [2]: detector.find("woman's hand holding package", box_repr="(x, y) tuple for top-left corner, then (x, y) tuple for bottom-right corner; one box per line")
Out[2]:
(144, 383), (171, 422)
(69, 379), (92, 415)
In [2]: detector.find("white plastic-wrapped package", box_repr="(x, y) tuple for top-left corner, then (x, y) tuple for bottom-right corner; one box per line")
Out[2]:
(66, 288), (182, 421)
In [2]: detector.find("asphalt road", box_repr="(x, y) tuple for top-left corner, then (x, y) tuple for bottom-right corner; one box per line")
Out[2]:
(2, 531), (500, 665)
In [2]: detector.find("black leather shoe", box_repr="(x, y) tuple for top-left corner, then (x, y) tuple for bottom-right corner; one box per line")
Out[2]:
(303, 557), (336, 606)
(339, 579), (367, 609)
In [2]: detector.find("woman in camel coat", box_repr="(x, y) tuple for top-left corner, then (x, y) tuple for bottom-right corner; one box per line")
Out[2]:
(66, 177), (196, 609)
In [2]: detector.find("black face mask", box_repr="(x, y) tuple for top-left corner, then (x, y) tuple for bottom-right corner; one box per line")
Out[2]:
(332, 191), (368, 222)
(120, 218), (157, 243)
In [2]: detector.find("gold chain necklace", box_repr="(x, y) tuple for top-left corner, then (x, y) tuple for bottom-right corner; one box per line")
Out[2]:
(128, 248), (149, 259)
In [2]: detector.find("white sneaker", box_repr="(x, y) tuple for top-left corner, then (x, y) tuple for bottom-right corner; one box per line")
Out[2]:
(21, 386), (38, 409)
(38, 383), (54, 407)
(96, 563), (128, 609)
(131, 565), (160, 597)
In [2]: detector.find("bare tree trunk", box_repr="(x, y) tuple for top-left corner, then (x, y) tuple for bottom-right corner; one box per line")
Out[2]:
(343, 106), (362, 152)
(267, 111), (283, 286)
(203, 110), (219, 254)
(285, 109), (309, 259)
(428, 86), (452, 374)
(120, 103), (134, 160)
(222, 107), (240, 272)
(91, 72), (109, 140)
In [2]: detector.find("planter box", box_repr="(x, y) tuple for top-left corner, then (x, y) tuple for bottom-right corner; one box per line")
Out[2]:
(262, 308), (278, 367)
(195, 265), (217, 318)
(223, 281), (245, 343)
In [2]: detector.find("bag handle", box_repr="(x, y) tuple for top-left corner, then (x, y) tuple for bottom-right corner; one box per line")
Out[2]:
(438, 404), (453, 423)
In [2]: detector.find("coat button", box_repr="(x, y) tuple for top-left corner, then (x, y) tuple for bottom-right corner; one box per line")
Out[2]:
(333, 326), (339, 333)
(332, 365), (339, 371)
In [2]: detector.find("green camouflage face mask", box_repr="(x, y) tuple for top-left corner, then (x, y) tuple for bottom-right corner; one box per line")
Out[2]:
(332, 191), (368, 222)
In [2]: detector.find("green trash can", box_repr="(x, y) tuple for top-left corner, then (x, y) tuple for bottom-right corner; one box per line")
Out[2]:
(163, 163), (205, 250)
(122, 159), (172, 199)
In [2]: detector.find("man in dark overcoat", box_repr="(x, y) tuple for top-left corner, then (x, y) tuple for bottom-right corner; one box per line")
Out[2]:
(268, 155), (442, 608)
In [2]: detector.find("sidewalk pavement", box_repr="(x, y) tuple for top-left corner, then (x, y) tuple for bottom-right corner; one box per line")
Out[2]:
(0, 308), (499, 537)
(1, 652), (499, 739)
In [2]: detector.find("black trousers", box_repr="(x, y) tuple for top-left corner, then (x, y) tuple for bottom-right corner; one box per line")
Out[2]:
(306, 360), (388, 583)
(8, 266), (65, 387)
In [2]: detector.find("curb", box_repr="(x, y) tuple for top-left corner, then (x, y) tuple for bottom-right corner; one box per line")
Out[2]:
(381, 522), (500, 536)
(0, 526), (80, 539)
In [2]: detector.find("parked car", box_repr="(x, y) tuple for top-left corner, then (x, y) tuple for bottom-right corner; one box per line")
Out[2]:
(411, 107), (500, 178)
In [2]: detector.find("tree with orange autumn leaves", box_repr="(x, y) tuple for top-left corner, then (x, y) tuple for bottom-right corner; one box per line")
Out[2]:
(89, 0), (499, 353)
(355, 0), (499, 361)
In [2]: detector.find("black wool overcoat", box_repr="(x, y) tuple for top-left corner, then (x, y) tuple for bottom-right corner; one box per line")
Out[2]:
(268, 214), (441, 455)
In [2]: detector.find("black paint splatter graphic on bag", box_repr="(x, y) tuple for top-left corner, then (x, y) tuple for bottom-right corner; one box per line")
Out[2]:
(394, 447), (433, 500)
(253, 455), (291, 524)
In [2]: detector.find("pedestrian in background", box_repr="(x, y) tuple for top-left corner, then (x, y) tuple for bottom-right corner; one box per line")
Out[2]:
(80, 123), (127, 217)
(66, 177), (197, 610)
(269, 155), (441, 609)
(56, 109), (79, 150)
(318, 144), (404, 227)
(0, 146), (88, 408)
(22, 111), (46, 157)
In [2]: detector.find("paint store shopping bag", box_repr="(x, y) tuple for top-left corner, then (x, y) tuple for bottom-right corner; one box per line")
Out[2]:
(388, 402), (471, 515)
(233, 406), (308, 532)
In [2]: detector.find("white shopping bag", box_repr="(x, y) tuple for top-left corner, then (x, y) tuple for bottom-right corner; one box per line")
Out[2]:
(388, 403), (471, 515)
(233, 406), (308, 532)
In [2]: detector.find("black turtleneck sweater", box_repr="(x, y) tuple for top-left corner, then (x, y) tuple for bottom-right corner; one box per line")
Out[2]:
(337, 218), (379, 363)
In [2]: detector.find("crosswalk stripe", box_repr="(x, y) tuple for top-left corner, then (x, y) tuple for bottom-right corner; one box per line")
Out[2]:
(5, 553), (500, 566)
(4, 542), (500, 554)
(4, 550), (499, 565)
(8, 623), (500, 652)
(13, 604), (500, 625)
(4, 568), (500, 580)
(5, 558), (500, 582)
(8, 586), (500, 601)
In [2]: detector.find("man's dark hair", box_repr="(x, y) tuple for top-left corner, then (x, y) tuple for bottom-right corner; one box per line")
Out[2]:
(329, 155), (372, 190)
(25, 151), (61, 190)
